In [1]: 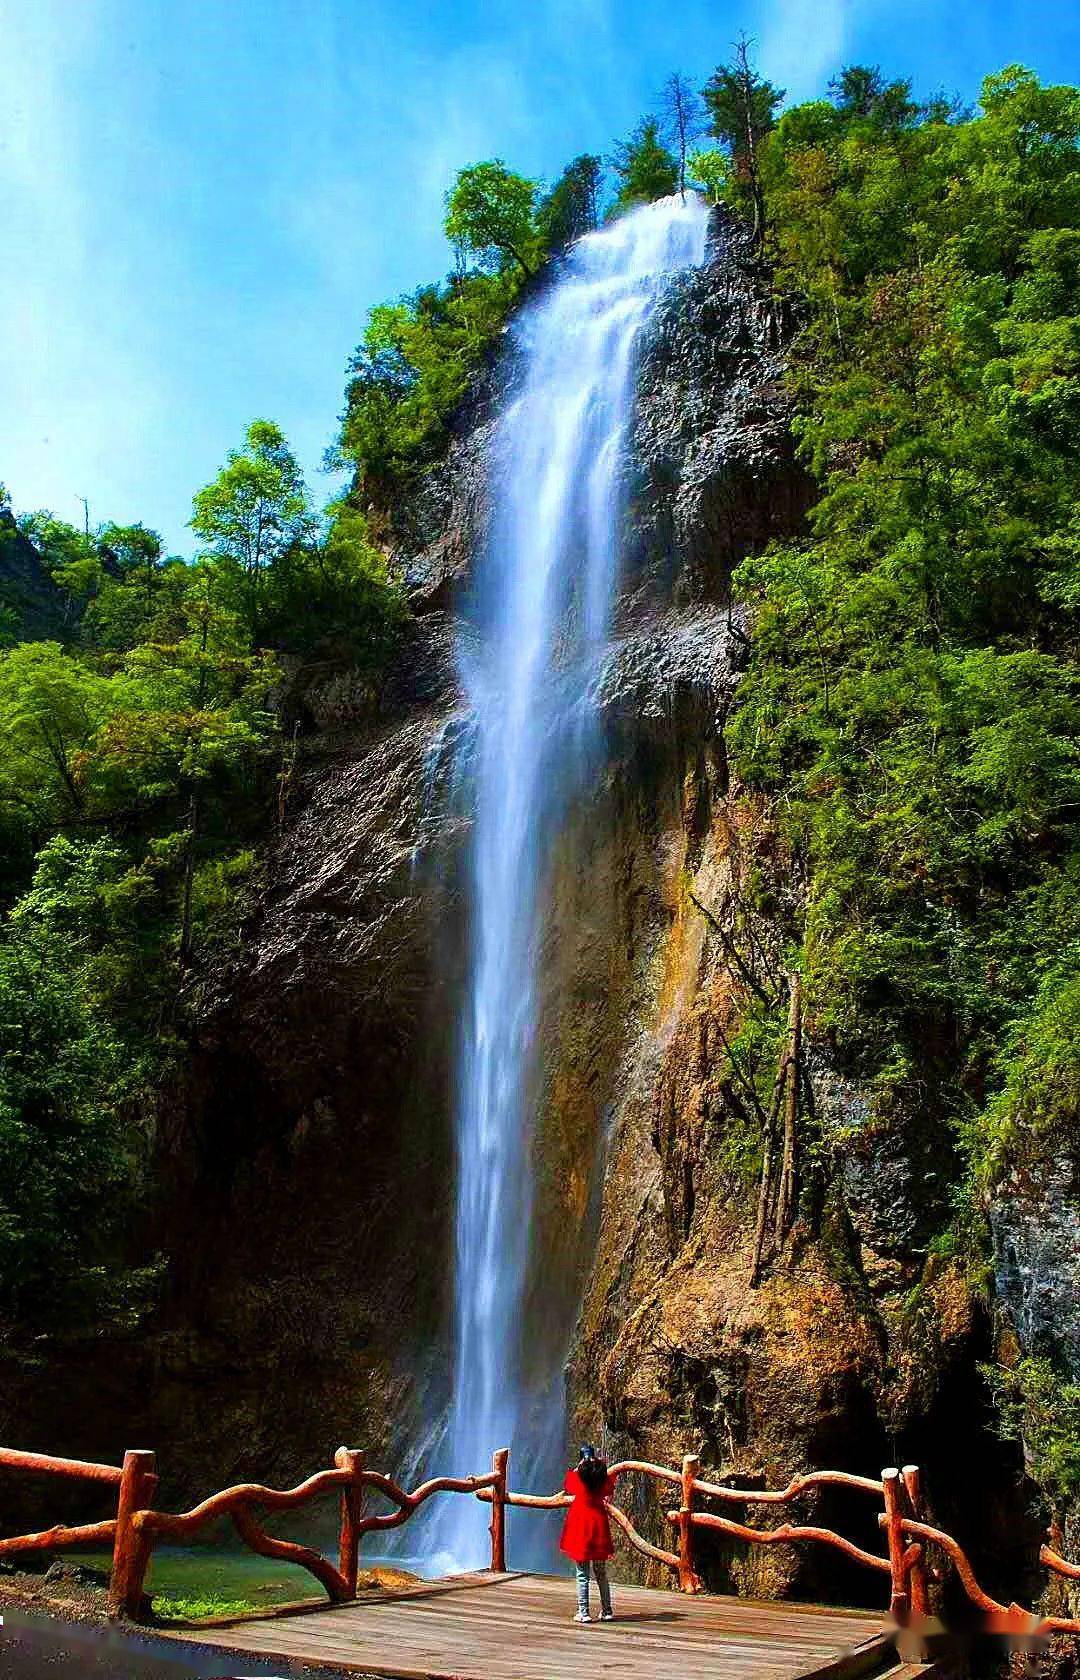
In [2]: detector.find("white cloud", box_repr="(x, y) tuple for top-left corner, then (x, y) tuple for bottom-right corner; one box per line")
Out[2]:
(754, 0), (852, 101)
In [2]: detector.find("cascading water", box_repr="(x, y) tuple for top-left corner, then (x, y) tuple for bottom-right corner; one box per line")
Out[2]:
(433, 193), (710, 1569)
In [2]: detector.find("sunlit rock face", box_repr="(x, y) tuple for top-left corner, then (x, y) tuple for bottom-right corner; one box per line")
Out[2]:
(991, 1150), (1080, 1612)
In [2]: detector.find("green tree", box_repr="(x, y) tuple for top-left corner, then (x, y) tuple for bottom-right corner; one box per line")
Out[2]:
(193, 421), (406, 668)
(337, 270), (519, 506)
(0, 445), (408, 1325)
(445, 161), (538, 278)
(100, 565), (276, 964)
(0, 893), (133, 1320)
(729, 62), (1080, 1227)
(16, 511), (100, 604)
(84, 556), (191, 654)
(0, 831), (182, 1320)
(191, 420), (315, 627)
(703, 36), (785, 242)
(0, 614), (276, 1320)
(79, 522), (176, 650)
(259, 502), (407, 670)
(827, 64), (919, 128)
(99, 521), (164, 592)
(537, 154), (603, 253)
(689, 147), (731, 205)
(610, 118), (679, 215)
(0, 641), (112, 827)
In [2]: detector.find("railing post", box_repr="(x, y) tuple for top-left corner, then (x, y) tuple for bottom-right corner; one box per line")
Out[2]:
(678, 1454), (702, 1593)
(107, 1450), (158, 1621)
(489, 1448), (509, 1573)
(335, 1446), (365, 1597)
(900, 1464), (929, 1618)
(882, 1468), (909, 1625)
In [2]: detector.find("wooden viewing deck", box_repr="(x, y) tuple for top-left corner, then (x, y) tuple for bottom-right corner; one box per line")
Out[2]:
(2, 1435), (1072, 1670)
(159, 1569), (927, 1680)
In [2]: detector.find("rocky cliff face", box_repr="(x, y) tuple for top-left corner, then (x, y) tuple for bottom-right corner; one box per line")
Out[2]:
(0, 511), (70, 639)
(0, 221), (1047, 1601)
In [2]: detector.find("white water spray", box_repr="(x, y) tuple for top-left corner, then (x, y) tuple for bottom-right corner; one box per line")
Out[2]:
(435, 194), (710, 1567)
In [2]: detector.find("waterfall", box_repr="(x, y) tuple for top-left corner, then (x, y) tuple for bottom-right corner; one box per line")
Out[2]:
(434, 193), (710, 1569)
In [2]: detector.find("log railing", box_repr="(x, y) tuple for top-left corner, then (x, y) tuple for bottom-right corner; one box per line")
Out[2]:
(0, 1441), (504, 1619)
(476, 1457), (895, 1600)
(4, 1439), (1080, 1633)
(480, 1454), (1080, 1635)
(118, 1450), (506, 1619)
(0, 1445), (126, 1562)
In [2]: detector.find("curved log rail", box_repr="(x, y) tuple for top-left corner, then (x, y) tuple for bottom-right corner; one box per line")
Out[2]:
(475, 1477), (682, 1574)
(132, 1465), (363, 1609)
(6, 1439), (1080, 1633)
(673, 1508), (892, 1577)
(693, 1468), (884, 1502)
(124, 1459), (504, 1619)
(138, 1466), (355, 1538)
(476, 1454), (1080, 1635)
(355, 1470), (500, 1535)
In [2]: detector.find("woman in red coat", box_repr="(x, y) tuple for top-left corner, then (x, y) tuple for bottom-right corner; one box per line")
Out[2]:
(559, 1445), (617, 1623)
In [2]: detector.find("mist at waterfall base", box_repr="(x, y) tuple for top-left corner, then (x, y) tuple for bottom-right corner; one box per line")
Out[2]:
(422, 194), (710, 1575)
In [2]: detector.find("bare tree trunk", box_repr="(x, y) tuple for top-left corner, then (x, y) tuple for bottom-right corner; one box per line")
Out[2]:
(749, 1038), (788, 1285)
(773, 975), (801, 1244)
(750, 974), (803, 1284)
(750, 1111), (776, 1286)
(178, 788), (199, 974)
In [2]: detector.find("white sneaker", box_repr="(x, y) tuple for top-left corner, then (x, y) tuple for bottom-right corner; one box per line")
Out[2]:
(573, 1611), (591, 1624)
(600, 1610), (614, 1621)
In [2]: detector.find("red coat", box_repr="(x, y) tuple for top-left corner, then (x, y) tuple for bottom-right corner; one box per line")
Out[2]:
(559, 1468), (616, 1563)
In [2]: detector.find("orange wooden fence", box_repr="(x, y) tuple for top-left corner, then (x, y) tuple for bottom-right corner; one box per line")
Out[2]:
(1, 1440), (1079, 1633)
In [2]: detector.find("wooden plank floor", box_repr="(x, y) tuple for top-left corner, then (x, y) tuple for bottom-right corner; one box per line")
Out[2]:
(161, 1570), (910, 1680)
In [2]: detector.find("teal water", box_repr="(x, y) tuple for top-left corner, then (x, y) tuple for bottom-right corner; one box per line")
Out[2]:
(62, 1545), (313, 1612)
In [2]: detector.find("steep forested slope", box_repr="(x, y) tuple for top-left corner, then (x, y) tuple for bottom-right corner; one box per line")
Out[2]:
(731, 64), (1080, 1517)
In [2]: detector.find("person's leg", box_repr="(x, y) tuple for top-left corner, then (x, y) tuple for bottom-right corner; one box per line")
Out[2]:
(593, 1560), (613, 1616)
(575, 1563), (590, 1619)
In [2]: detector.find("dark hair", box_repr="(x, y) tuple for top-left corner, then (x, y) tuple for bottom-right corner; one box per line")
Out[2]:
(577, 1446), (609, 1492)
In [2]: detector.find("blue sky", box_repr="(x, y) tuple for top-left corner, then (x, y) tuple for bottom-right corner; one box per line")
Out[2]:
(2, 0), (1078, 554)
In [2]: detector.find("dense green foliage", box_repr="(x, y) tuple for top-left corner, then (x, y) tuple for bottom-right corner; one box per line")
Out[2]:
(726, 64), (1080, 1226)
(336, 269), (524, 510)
(336, 133), (683, 510)
(985, 1354), (1080, 1502)
(445, 161), (539, 278)
(0, 427), (403, 1321)
(537, 154), (603, 254)
(610, 118), (679, 214)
